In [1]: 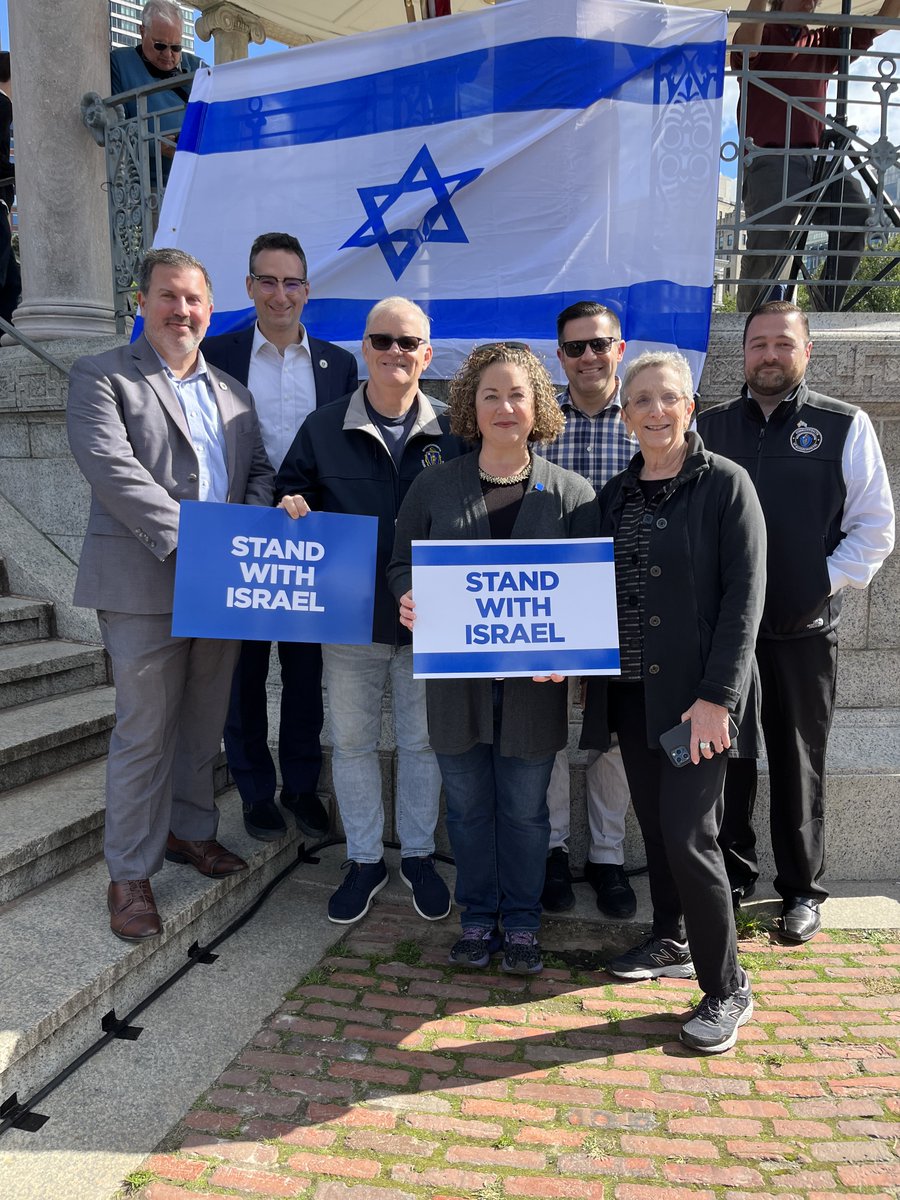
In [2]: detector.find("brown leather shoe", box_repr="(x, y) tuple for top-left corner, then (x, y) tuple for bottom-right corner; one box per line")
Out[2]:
(165, 834), (248, 877)
(108, 879), (162, 941)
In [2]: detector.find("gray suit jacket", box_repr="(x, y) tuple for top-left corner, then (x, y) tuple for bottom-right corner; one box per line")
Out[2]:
(67, 334), (274, 615)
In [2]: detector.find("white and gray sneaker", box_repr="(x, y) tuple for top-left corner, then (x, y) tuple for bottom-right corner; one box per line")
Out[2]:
(606, 935), (695, 980)
(680, 968), (754, 1054)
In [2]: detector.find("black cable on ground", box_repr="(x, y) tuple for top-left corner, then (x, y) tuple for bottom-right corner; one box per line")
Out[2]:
(0, 836), (646, 1138)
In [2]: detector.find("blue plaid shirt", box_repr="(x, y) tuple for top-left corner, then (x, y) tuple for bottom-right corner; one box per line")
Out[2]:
(535, 382), (637, 493)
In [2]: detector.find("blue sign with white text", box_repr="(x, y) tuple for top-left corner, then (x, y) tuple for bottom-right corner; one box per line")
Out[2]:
(172, 502), (377, 643)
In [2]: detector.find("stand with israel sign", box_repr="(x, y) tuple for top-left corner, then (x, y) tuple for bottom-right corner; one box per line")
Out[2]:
(410, 539), (620, 679)
(156, 0), (725, 382)
(172, 502), (378, 643)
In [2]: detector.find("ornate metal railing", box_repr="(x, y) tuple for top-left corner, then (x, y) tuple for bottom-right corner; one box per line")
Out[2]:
(82, 71), (198, 332)
(721, 8), (900, 312)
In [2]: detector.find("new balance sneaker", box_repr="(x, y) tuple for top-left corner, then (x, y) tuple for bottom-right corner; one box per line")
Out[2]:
(680, 968), (754, 1053)
(501, 930), (544, 975)
(606, 935), (695, 980)
(327, 860), (388, 924)
(400, 855), (451, 920)
(449, 926), (503, 967)
(584, 861), (637, 919)
(541, 847), (575, 913)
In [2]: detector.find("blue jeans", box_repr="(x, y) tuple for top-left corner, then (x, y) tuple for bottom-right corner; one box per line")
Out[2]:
(322, 642), (441, 863)
(436, 683), (554, 933)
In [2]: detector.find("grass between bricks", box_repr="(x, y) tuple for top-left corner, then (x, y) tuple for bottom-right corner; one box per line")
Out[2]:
(132, 919), (900, 1200)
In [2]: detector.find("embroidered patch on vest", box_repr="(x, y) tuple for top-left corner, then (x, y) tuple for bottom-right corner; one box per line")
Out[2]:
(421, 443), (444, 467)
(790, 422), (823, 454)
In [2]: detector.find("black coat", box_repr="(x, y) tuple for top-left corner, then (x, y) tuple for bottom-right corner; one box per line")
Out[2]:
(581, 432), (767, 756)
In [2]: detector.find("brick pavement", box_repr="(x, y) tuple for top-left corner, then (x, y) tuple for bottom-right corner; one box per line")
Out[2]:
(137, 905), (900, 1200)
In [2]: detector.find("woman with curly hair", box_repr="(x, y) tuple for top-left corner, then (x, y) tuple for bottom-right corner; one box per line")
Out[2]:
(387, 343), (600, 974)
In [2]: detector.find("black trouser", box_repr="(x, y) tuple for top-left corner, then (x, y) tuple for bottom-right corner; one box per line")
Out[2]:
(224, 639), (324, 806)
(719, 631), (837, 903)
(609, 682), (740, 999)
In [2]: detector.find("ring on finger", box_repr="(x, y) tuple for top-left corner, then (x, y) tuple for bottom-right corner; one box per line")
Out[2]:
(698, 741), (712, 750)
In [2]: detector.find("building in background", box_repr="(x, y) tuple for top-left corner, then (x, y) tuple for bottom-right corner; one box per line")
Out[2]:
(109, 2), (196, 52)
(714, 174), (744, 306)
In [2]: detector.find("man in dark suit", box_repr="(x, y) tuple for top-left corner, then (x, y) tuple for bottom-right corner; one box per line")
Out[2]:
(202, 232), (358, 843)
(67, 248), (275, 941)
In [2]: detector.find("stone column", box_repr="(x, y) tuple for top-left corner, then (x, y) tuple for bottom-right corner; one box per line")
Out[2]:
(6, 0), (116, 339)
(196, 2), (266, 65)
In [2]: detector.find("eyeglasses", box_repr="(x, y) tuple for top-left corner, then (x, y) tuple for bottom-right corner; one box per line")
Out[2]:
(152, 40), (182, 53)
(367, 334), (427, 352)
(250, 273), (308, 295)
(476, 341), (531, 352)
(626, 392), (687, 412)
(559, 336), (619, 358)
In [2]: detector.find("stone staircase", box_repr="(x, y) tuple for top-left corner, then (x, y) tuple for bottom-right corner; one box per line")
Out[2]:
(0, 567), (304, 1115)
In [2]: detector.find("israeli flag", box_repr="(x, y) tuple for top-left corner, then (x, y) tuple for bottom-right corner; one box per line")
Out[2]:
(158, 0), (726, 382)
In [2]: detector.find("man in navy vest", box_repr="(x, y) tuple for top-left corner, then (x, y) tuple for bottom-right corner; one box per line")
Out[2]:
(202, 232), (358, 843)
(698, 301), (894, 941)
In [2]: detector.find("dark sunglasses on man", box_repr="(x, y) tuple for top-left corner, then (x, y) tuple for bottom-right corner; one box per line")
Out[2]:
(367, 334), (427, 352)
(153, 40), (182, 53)
(559, 336), (619, 358)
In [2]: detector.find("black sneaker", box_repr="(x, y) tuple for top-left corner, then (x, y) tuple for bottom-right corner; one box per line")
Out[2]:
(680, 968), (754, 1053)
(281, 789), (329, 839)
(606, 935), (694, 980)
(541, 847), (575, 913)
(327, 860), (388, 924)
(449, 926), (503, 967)
(400, 856), (451, 921)
(242, 799), (287, 842)
(501, 930), (543, 975)
(584, 861), (637, 919)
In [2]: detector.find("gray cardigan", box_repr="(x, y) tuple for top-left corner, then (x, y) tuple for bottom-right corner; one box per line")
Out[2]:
(388, 450), (601, 760)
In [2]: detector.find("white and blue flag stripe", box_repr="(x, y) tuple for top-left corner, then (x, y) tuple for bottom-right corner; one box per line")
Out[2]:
(157, 0), (726, 383)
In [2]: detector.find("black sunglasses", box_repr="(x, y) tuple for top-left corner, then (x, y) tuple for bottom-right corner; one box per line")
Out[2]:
(367, 334), (426, 352)
(559, 336), (619, 358)
(152, 40), (182, 53)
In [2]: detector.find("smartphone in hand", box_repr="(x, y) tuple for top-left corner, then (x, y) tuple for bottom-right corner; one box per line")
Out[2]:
(659, 715), (740, 768)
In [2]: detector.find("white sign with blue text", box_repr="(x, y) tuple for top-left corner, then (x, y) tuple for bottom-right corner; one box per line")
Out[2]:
(172, 501), (378, 643)
(410, 539), (620, 679)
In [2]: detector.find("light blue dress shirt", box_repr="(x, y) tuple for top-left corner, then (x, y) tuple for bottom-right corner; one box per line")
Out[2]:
(160, 351), (229, 503)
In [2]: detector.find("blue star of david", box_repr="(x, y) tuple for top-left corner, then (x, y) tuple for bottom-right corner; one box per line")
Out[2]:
(341, 144), (483, 282)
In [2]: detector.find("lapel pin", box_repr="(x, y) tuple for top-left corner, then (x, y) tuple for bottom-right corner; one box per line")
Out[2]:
(218, 381), (227, 389)
(319, 359), (328, 369)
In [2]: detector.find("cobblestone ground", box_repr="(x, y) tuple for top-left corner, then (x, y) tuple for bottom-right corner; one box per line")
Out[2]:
(136, 904), (900, 1200)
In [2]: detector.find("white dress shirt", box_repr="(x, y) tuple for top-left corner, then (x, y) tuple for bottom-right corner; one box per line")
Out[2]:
(247, 323), (317, 473)
(827, 407), (896, 595)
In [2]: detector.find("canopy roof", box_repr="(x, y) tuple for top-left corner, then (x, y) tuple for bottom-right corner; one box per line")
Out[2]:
(194, 0), (884, 50)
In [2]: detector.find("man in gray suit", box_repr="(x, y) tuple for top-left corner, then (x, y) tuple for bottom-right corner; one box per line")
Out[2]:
(67, 247), (275, 941)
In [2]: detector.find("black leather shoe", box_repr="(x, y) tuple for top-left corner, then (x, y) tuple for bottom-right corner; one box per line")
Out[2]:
(541, 847), (575, 912)
(779, 897), (821, 943)
(281, 789), (329, 839)
(584, 861), (637, 919)
(243, 798), (287, 842)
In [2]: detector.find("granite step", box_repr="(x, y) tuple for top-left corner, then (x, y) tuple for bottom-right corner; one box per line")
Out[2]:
(0, 754), (233, 907)
(0, 595), (53, 645)
(0, 686), (116, 793)
(0, 793), (303, 1109)
(0, 639), (109, 710)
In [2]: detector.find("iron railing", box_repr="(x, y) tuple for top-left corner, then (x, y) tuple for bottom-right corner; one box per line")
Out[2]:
(721, 7), (900, 312)
(84, 11), (900, 325)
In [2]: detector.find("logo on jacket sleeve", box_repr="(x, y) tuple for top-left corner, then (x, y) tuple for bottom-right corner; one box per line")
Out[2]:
(421, 444), (444, 467)
(790, 422), (823, 454)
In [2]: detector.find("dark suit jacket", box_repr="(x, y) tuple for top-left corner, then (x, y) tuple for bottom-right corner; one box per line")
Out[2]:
(67, 334), (274, 615)
(201, 323), (359, 408)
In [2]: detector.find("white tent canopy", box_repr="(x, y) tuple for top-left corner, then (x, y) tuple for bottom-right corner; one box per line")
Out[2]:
(193, 0), (886, 54)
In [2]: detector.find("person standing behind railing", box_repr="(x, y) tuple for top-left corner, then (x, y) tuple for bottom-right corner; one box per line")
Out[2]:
(109, 0), (207, 185)
(734, 0), (900, 312)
